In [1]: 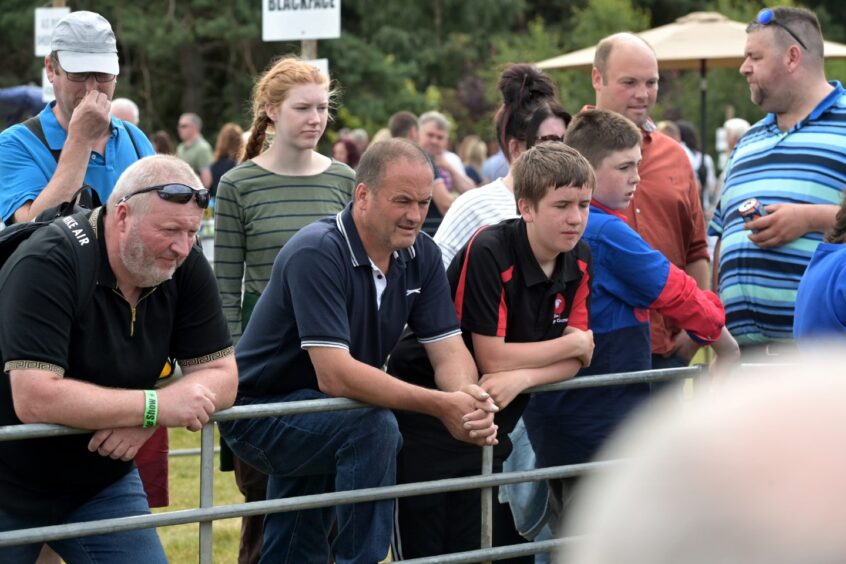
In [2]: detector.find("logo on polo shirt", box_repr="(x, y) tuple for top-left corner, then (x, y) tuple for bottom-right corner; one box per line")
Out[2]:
(406, 288), (421, 296)
(553, 292), (568, 325)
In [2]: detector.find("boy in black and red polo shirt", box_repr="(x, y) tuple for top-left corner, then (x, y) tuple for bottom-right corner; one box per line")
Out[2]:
(387, 142), (595, 562)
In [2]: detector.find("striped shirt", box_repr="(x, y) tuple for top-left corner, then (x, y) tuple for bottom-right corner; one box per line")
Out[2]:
(433, 178), (517, 269)
(708, 81), (846, 345)
(213, 159), (355, 340)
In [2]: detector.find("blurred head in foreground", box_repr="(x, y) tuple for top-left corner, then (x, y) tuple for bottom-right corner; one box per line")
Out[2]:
(562, 348), (846, 564)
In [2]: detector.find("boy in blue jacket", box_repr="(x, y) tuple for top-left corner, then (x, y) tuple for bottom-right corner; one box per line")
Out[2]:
(524, 109), (739, 473)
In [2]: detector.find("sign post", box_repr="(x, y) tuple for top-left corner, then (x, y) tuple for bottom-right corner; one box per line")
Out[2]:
(262, 0), (340, 72)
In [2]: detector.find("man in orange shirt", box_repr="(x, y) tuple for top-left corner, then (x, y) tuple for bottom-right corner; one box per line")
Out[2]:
(590, 32), (711, 369)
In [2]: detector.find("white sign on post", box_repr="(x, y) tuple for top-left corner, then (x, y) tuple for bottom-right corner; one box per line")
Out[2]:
(263, 0), (341, 41)
(35, 7), (71, 57)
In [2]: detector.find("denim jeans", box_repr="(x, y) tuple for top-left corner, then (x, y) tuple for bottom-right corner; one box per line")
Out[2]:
(219, 388), (403, 564)
(0, 468), (167, 563)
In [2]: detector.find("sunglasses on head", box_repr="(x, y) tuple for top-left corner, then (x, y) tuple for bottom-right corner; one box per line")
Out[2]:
(115, 183), (210, 209)
(535, 134), (565, 144)
(755, 8), (807, 51)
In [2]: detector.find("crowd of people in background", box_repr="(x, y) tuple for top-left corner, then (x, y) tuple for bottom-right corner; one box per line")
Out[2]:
(2, 5), (846, 564)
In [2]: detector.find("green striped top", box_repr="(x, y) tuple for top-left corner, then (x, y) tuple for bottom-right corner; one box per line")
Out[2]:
(213, 159), (355, 340)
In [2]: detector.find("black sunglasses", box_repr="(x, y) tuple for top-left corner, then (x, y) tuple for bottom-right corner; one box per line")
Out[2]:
(115, 183), (210, 209)
(755, 8), (808, 51)
(535, 134), (565, 144)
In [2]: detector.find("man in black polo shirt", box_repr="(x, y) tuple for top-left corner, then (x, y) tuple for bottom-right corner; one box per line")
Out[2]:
(387, 143), (595, 561)
(0, 155), (237, 562)
(219, 139), (499, 564)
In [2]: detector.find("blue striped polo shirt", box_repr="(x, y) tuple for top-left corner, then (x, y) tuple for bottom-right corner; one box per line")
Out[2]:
(709, 81), (846, 344)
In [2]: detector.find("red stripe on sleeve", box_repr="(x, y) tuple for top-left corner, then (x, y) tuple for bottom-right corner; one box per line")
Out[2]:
(568, 259), (591, 330)
(496, 288), (508, 337)
(453, 226), (489, 323)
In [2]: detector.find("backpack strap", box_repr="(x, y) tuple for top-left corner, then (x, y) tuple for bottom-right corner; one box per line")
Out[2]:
(123, 123), (142, 159)
(20, 116), (100, 211)
(697, 154), (708, 188)
(22, 115), (62, 162)
(49, 207), (100, 317)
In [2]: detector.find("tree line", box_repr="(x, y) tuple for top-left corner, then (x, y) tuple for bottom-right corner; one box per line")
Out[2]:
(2, 0), (845, 155)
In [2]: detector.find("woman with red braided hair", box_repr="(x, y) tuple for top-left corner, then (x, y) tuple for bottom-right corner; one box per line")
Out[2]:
(213, 56), (354, 564)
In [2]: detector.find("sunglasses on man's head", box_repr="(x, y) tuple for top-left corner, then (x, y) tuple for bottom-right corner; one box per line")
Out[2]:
(535, 134), (565, 144)
(115, 183), (210, 209)
(755, 8), (808, 51)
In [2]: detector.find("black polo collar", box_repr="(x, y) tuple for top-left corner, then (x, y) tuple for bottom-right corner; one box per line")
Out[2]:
(511, 218), (581, 287)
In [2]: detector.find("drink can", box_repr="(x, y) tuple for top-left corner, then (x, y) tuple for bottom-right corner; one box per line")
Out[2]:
(739, 198), (767, 223)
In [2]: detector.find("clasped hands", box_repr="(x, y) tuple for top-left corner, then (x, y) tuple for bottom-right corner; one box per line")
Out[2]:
(439, 384), (500, 447)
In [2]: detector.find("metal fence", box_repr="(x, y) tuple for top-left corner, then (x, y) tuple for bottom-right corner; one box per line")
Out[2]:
(0, 365), (704, 562)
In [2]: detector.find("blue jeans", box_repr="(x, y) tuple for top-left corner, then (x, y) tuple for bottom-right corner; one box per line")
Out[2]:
(0, 468), (167, 563)
(219, 389), (403, 564)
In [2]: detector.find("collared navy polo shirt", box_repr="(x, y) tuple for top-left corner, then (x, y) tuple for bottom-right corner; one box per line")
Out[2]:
(235, 202), (461, 397)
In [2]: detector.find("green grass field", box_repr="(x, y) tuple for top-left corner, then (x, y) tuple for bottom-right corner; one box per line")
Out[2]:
(155, 427), (394, 563)
(154, 427), (241, 563)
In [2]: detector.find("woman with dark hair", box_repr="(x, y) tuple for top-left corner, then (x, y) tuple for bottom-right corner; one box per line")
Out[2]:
(331, 137), (360, 168)
(149, 130), (175, 155)
(210, 122), (244, 198)
(794, 196), (846, 340)
(387, 63), (572, 563)
(434, 63), (571, 267)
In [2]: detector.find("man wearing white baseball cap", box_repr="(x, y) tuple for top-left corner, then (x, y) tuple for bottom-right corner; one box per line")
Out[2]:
(0, 10), (154, 225)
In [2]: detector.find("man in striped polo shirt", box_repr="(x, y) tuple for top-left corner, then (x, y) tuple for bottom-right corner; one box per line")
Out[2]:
(709, 6), (846, 350)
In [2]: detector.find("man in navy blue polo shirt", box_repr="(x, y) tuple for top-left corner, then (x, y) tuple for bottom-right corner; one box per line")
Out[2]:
(0, 11), (153, 224)
(219, 139), (499, 564)
(386, 143), (595, 561)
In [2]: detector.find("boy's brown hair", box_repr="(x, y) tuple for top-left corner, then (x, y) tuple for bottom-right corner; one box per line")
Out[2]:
(512, 142), (595, 209)
(565, 109), (642, 170)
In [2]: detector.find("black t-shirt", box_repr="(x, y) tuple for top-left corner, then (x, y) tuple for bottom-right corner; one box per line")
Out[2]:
(387, 218), (592, 461)
(210, 157), (237, 198)
(422, 155), (443, 236)
(0, 208), (232, 520)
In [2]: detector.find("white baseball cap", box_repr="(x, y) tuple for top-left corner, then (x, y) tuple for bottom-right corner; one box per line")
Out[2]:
(50, 11), (120, 76)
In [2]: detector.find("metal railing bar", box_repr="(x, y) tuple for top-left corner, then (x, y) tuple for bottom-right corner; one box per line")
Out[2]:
(398, 537), (584, 563)
(198, 422), (215, 562)
(480, 445), (493, 563)
(170, 447), (219, 457)
(0, 366), (703, 442)
(0, 462), (615, 547)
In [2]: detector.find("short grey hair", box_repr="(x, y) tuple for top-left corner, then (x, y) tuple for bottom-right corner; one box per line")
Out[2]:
(111, 98), (139, 124)
(108, 155), (202, 214)
(419, 110), (450, 132)
(180, 112), (203, 131)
